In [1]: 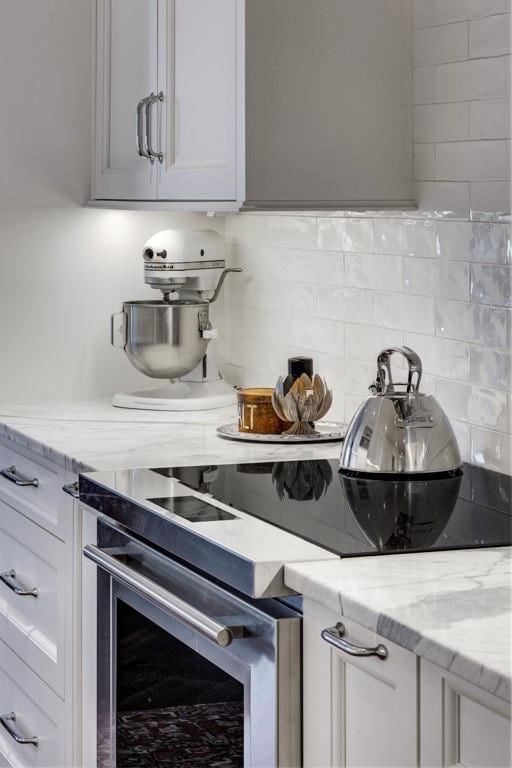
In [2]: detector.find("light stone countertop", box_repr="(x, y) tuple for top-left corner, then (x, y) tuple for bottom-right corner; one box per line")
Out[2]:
(0, 398), (509, 703)
(0, 398), (342, 473)
(285, 547), (512, 702)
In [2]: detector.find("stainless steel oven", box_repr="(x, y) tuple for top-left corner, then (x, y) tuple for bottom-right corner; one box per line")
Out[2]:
(84, 519), (301, 768)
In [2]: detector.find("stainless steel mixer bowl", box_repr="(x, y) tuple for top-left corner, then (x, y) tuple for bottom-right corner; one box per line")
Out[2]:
(122, 300), (210, 380)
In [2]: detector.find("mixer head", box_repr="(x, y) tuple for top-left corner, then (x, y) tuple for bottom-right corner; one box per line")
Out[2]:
(142, 229), (227, 297)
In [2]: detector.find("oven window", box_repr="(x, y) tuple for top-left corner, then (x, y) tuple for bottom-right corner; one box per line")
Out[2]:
(116, 601), (244, 768)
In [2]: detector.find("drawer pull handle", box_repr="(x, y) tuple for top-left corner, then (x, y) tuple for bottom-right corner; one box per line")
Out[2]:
(62, 481), (80, 499)
(0, 712), (39, 746)
(321, 622), (388, 660)
(0, 569), (38, 597)
(0, 465), (39, 488)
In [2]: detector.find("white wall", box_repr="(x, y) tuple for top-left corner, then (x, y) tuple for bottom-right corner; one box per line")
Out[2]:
(0, 0), (218, 402)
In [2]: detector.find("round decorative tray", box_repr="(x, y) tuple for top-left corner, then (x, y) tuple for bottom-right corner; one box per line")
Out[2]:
(216, 421), (346, 444)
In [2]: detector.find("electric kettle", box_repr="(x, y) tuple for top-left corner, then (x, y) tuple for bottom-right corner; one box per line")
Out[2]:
(340, 347), (462, 476)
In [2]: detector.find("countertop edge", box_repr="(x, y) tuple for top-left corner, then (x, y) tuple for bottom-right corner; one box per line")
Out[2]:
(285, 560), (512, 704)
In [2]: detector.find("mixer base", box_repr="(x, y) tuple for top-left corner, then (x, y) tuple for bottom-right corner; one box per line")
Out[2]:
(112, 380), (237, 411)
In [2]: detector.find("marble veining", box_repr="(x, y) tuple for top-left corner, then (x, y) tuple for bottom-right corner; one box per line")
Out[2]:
(285, 547), (512, 702)
(0, 398), (342, 474)
(0, 398), (510, 701)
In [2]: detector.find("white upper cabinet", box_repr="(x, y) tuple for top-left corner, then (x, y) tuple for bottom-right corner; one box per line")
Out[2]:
(157, 0), (238, 201)
(93, 0), (414, 210)
(94, 0), (159, 200)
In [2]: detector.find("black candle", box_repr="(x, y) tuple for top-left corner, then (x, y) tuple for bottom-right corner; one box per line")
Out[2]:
(288, 356), (314, 381)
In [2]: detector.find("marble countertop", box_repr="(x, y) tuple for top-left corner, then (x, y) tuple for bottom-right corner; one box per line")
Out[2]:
(0, 398), (342, 473)
(286, 547), (512, 702)
(0, 398), (509, 703)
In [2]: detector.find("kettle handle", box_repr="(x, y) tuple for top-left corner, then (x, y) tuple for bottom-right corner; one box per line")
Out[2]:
(376, 347), (422, 394)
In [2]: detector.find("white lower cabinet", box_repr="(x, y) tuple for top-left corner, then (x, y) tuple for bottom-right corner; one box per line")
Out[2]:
(303, 598), (418, 768)
(0, 639), (68, 767)
(303, 598), (512, 768)
(420, 659), (511, 768)
(0, 438), (80, 768)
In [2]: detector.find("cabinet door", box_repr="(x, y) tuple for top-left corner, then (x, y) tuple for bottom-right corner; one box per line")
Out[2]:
(421, 659), (511, 768)
(94, 0), (158, 199)
(156, 0), (239, 201)
(303, 599), (418, 768)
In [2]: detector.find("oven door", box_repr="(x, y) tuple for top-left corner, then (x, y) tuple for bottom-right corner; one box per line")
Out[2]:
(84, 519), (301, 768)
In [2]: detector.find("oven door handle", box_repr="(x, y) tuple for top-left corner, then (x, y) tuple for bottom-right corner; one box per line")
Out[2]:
(83, 544), (237, 647)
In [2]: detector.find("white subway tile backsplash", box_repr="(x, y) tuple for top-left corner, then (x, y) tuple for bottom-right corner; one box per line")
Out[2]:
(415, 181), (470, 215)
(403, 257), (470, 300)
(413, 0), (436, 28)
(225, 214), (317, 249)
(373, 219), (435, 257)
(468, 386), (510, 431)
(469, 14), (511, 58)
(436, 299), (508, 345)
(317, 218), (373, 252)
(414, 144), (436, 181)
(436, 140), (509, 181)
(403, 332), (471, 379)
(283, 250), (344, 285)
(414, 23), (468, 67)
(340, 358), (376, 395)
(435, 56), (510, 102)
(470, 99), (511, 139)
(316, 286), (373, 324)
(435, 0), (473, 24)
(345, 324), (403, 363)
(374, 292), (436, 334)
(437, 379), (509, 431)
(468, 0), (511, 20)
(414, 102), (470, 143)
(345, 253), (402, 291)
(470, 264), (512, 306)
(413, 2), (511, 30)
(436, 221), (508, 262)
(471, 426), (511, 474)
(453, 420), (472, 461)
(470, 181), (511, 215)
(471, 346), (512, 388)
(288, 315), (345, 357)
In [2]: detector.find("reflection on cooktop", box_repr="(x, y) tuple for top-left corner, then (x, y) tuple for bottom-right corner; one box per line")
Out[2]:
(151, 461), (512, 557)
(148, 496), (238, 523)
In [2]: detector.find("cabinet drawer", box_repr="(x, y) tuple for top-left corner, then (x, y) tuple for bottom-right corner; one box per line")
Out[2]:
(0, 441), (72, 542)
(0, 501), (70, 697)
(0, 639), (66, 767)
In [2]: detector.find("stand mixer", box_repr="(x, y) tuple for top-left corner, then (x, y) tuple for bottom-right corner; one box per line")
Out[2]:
(111, 229), (241, 411)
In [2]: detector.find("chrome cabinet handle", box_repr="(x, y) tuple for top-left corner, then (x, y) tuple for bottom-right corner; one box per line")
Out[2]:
(62, 481), (79, 499)
(84, 544), (240, 647)
(321, 622), (388, 660)
(0, 569), (38, 597)
(136, 95), (152, 161)
(0, 713), (39, 746)
(0, 465), (39, 487)
(145, 91), (164, 163)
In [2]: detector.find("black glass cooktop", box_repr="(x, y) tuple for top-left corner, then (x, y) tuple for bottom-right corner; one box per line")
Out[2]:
(152, 461), (512, 557)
